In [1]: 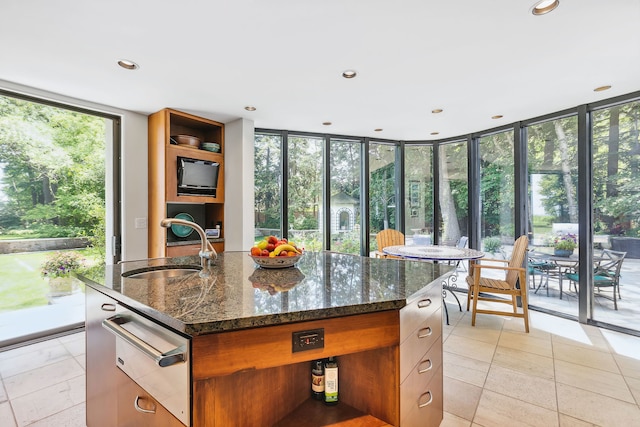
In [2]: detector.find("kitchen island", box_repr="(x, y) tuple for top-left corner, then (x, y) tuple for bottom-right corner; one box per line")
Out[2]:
(82, 251), (452, 427)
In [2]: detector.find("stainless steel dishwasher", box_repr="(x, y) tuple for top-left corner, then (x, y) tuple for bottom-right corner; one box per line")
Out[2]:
(102, 306), (190, 426)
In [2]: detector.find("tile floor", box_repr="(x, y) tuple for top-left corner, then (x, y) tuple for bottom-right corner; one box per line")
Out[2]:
(1, 307), (640, 426)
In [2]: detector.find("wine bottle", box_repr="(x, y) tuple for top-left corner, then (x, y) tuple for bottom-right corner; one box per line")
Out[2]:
(311, 359), (325, 400)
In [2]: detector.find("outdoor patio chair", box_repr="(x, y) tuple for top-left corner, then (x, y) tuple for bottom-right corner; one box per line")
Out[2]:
(466, 235), (530, 332)
(374, 229), (405, 258)
(563, 249), (626, 310)
(450, 236), (469, 271)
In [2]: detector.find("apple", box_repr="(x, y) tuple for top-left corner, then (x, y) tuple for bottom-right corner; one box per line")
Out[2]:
(267, 235), (278, 245)
(261, 249), (269, 257)
(266, 243), (276, 252)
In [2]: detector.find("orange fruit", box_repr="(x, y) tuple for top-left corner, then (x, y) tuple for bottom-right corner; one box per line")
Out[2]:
(250, 246), (261, 256)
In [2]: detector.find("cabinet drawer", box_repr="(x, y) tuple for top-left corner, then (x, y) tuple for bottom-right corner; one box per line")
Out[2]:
(400, 308), (441, 382)
(116, 369), (185, 427)
(400, 284), (441, 343)
(400, 363), (443, 427)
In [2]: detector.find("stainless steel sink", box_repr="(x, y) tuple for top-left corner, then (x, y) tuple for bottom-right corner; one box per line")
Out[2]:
(122, 265), (202, 280)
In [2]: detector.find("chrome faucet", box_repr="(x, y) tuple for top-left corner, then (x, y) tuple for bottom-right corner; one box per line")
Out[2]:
(160, 218), (217, 270)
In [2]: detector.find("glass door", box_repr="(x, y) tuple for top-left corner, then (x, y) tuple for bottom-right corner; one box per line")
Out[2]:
(0, 92), (117, 347)
(591, 100), (640, 332)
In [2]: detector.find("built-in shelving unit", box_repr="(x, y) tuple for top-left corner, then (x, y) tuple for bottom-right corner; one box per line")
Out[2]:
(148, 108), (225, 258)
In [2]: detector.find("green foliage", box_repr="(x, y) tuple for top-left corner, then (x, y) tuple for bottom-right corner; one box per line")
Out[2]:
(482, 236), (502, 254)
(40, 250), (84, 278)
(0, 95), (106, 240)
(553, 234), (577, 251)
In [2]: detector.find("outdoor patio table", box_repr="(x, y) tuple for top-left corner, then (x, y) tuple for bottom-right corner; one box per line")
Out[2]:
(382, 245), (485, 324)
(528, 251), (602, 299)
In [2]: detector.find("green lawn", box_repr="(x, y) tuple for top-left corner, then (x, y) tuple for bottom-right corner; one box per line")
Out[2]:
(0, 250), (94, 312)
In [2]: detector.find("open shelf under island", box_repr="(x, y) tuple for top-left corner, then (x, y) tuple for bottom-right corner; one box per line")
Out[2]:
(81, 251), (452, 427)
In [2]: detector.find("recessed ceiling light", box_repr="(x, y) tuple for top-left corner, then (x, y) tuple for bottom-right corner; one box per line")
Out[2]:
(244, 106), (257, 111)
(492, 115), (504, 120)
(342, 70), (357, 79)
(374, 128), (383, 132)
(593, 85), (612, 92)
(532, 0), (559, 16)
(322, 121), (332, 126)
(117, 59), (139, 70)
(431, 109), (443, 114)
(430, 132), (440, 135)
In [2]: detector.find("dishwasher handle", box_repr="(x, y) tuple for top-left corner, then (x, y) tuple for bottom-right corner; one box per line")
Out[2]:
(102, 315), (185, 368)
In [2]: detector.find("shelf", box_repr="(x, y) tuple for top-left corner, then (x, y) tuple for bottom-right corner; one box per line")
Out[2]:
(273, 399), (392, 427)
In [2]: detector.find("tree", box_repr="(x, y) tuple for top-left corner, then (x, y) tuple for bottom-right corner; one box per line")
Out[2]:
(0, 95), (105, 237)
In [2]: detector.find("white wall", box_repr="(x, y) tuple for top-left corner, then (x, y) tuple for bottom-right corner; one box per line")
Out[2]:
(224, 118), (255, 251)
(0, 80), (149, 262)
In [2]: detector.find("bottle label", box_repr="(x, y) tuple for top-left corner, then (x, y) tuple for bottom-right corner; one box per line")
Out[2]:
(324, 366), (338, 402)
(311, 373), (324, 392)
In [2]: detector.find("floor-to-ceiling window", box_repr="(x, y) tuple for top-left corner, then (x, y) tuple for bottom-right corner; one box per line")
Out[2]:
(369, 142), (398, 254)
(438, 141), (468, 246)
(254, 132), (283, 239)
(526, 115), (579, 317)
(478, 131), (515, 256)
(288, 135), (323, 251)
(404, 144), (433, 243)
(254, 91), (640, 336)
(0, 91), (119, 346)
(591, 100), (640, 330)
(330, 138), (361, 254)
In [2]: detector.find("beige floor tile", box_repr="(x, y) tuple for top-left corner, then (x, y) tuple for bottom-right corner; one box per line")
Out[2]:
(554, 359), (635, 403)
(552, 341), (620, 373)
(10, 376), (85, 427)
(443, 351), (490, 387)
(443, 376), (483, 421)
(0, 339), (60, 362)
(74, 354), (86, 370)
(27, 402), (85, 427)
(625, 375), (640, 405)
(4, 357), (84, 400)
(60, 335), (85, 358)
(557, 382), (640, 427)
(473, 389), (559, 427)
(552, 331), (612, 354)
(443, 334), (496, 364)
(440, 411), (472, 427)
(461, 311), (506, 331)
(498, 330), (553, 358)
(0, 378), (7, 402)
(613, 353), (640, 380)
(558, 413), (599, 426)
(449, 322), (501, 345)
(483, 364), (557, 411)
(492, 345), (555, 380)
(601, 328), (640, 359)
(0, 401), (17, 427)
(0, 342), (71, 379)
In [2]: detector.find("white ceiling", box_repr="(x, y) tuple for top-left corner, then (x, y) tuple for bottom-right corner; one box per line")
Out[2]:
(1, 0), (639, 141)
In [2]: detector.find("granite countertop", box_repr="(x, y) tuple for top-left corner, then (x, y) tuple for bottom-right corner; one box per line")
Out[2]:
(79, 251), (453, 337)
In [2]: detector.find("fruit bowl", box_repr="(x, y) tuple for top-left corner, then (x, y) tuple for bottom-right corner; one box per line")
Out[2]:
(250, 253), (303, 269)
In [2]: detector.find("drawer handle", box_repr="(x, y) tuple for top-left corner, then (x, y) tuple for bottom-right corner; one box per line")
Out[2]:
(134, 395), (156, 414)
(417, 299), (432, 308)
(418, 391), (433, 408)
(417, 327), (432, 338)
(418, 358), (433, 374)
(101, 303), (116, 312)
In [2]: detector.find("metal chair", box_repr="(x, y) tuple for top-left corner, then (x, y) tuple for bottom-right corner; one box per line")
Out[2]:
(563, 249), (626, 310)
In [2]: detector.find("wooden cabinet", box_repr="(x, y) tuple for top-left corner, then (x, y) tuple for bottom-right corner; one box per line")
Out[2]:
(85, 287), (119, 427)
(115, 369), (184, 427)
(189, 293), (443, 427)
(148, 108), (225, 258)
